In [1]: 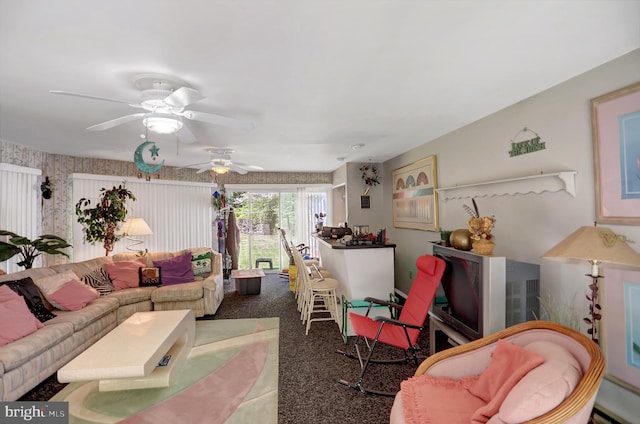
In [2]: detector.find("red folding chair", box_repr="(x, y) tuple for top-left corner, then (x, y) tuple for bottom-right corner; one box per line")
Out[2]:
(337, 254), (446, 395)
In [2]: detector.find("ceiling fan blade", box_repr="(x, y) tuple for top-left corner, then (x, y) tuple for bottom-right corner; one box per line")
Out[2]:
(86, 113), (145, 131)
(228, 163), (248, 175)
(164, 87), (204, 108)
(196, 166), (212, 174)
(50, 90), (139, 107)
(182, 110), (254, 131)
(178, 124), (197, 144)
(234, 162), (264, 171)
(175, 160), (211, 170)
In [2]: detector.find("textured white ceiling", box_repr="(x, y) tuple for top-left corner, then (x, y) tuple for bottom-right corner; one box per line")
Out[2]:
(1, 0), (639, 173)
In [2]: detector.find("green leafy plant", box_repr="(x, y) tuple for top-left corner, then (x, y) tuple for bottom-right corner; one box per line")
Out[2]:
(75, 183), (136, 256)
(0, 231), (71, 269)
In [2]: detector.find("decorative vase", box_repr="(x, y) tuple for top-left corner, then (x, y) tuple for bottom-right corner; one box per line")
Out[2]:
(472, 238), (495, 255)
(449, 229), (472, 251)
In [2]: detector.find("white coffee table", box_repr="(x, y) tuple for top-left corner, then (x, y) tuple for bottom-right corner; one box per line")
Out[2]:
(58, 310), (195, 392)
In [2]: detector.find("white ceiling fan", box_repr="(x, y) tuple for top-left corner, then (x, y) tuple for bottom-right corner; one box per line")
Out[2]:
(50, 73), (254, 144)
(181, 148), (264, 175)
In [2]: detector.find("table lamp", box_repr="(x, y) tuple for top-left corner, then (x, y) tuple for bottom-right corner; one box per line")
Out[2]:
(542, 223), (640, 344)
(117, 218), (153, 254)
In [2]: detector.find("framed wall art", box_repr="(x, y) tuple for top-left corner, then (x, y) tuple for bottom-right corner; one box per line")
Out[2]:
(592, 81), (640, 224)
(601, 268), (640, 395)
(392, 155), (438, 231)
(360, 195), (370, 209)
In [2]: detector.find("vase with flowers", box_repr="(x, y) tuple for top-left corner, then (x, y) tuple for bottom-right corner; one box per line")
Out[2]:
(464, 199), (496, 255)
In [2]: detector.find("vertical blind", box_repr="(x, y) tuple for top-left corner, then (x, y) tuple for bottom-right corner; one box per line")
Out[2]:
(0, 163), (42, 273)
(71, 174), (214, 261)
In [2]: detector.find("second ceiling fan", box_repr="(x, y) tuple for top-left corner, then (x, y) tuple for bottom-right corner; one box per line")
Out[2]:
(182, 148), (263, 175)
(50, 73), (254, 144)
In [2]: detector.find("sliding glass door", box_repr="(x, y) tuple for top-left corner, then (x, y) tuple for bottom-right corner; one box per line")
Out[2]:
(227, 186), (329, 270)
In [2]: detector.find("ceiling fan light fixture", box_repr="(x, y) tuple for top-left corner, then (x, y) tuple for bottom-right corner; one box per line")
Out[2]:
(143, 113), (183, 134)
(212, 165), (230, 175)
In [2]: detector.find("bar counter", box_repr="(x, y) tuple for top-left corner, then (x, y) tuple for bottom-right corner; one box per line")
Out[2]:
(314, 235), (396, 302)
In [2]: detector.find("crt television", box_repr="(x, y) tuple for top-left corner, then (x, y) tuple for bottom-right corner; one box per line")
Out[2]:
(429, 244), (540, 342)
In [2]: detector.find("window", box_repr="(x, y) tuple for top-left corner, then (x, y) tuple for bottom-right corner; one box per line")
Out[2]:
(71, 174), (214, 261)
(0, 163), (42, 273)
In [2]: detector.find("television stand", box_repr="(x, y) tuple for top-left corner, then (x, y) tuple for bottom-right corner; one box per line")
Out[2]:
(428, 313), (471, 355)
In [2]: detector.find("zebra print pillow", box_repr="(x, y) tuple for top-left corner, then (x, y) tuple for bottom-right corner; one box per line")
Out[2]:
(81, 267), (115, 296)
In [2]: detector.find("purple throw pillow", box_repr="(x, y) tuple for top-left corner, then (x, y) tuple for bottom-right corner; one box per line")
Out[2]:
(153, 253), (194, 285)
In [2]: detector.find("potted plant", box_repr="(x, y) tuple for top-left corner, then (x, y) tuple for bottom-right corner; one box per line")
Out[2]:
(0, 231), (71, 269)
(75, 183), (136, 256)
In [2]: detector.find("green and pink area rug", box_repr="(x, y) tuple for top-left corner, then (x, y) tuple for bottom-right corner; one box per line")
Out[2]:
(51, 318), (279, 424)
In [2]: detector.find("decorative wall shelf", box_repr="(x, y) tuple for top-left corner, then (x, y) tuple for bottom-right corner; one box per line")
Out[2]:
(436, 171), (577, 201)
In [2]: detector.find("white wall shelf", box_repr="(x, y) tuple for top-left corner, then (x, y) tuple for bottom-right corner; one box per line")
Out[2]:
(436, 171), (577, 201)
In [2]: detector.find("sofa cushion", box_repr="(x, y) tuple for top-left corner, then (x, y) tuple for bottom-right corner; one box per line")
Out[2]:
(497, 340), (582, 423)
(154, 252), (194, 285)
(0, 321), (73, 373)
(105, 286), (155, 306)
(46, 296), (118, 332)
(80, 267), (115, 296)
(47, 279), (99, 311)
(151, 281), (204, 302)
(0, 286), (43, 347)
(1, 277), (56, 322)
(33, 271), (82, 310)
(104, 257), (147, 290)
(49, 256), (112, 280)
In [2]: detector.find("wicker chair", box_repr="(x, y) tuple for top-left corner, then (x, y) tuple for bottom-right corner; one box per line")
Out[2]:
(390, 321), (605, 424)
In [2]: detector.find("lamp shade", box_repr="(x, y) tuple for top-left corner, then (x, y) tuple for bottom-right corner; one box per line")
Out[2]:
(542, 225), (640, 274)
(117, 218), (153, 236)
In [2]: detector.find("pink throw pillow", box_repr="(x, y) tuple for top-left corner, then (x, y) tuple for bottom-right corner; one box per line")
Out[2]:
(469, 339), (544, 424)
(0, 284), (20, 303)
(497, 340), (583, 423)
(48, 279), (99, 311)
(0, 296), (43, 346)
(104, 257), (147, 290)
(153, 252), (194, 285)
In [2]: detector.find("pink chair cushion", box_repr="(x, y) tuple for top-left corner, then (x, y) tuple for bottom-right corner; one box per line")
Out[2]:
(468, 339), (544, 423)
(496, 340), (582, 423)
(400, 374), (485, 424)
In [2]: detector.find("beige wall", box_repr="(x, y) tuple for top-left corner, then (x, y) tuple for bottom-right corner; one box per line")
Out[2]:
(382, 48), (640, 418)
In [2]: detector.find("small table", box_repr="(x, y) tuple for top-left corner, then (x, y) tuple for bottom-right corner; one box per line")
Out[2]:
(232, 269), (265, 295)
(58, 310), (195, 392)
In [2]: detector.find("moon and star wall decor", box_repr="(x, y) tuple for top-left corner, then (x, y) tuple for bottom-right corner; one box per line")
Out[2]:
(134, 140), (165, 181)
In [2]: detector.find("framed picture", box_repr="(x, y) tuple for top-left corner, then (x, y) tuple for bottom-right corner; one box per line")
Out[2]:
(360, 195), (370, 209)
(392, 155), (438, 231)
(601, 268), (640, 395)
(592, 82), (640, 224)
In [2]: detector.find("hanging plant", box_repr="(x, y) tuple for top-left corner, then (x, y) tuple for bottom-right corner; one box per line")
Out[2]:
(360, 164), (380, 187)
(75, 183), (136, 256)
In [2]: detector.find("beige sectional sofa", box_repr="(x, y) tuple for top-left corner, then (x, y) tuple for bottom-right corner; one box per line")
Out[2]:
(0, 247), (223, 401)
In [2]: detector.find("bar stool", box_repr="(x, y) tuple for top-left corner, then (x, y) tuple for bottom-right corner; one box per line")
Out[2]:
(292, 244), (341, 335)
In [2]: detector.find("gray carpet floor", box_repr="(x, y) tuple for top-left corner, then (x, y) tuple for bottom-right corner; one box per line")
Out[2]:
(19, 271), (448, 423)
